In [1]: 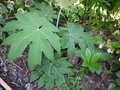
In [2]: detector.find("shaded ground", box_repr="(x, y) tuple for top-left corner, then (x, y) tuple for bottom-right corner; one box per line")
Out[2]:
(80, 62), (116, 90)
(0, 46), (116, 90)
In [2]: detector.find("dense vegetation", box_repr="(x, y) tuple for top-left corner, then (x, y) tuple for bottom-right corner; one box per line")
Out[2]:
(0, 0), (120, 90)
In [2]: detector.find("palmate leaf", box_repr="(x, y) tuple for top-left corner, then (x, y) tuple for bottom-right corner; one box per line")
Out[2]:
(29, 2), (57, 22)
(30, 57), (72, 90)
(61, 22), (93, 57)
(55, 0), (77, 9)
(2, 12), (61, 69)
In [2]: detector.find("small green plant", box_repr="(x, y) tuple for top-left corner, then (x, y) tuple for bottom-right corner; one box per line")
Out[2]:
(104, 34), (120, 55)
(77, 48), (102, 74)
(64, 69), (85, 90)
(79, 67), (88, 77)
(76, 48), (112, 74)
(111, 60), (120, 90)
(63, 79), (84, 90)
(113, 34), (120, 54)
(63, 3), (85, 22)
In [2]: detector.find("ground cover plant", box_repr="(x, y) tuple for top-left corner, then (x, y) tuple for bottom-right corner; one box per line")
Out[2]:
(0, 0), (120, 90)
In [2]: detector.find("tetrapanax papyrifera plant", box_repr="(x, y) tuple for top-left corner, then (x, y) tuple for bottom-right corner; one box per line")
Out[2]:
(1, 2), (113, 89)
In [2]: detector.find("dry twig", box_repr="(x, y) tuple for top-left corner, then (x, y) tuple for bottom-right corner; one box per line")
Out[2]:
(0, 78), (12, 90)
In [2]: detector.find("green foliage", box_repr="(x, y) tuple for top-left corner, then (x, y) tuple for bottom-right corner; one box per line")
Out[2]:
(63, 68), (85, 90)
(60, 22), (93, 57)
(63, 82), (84, 90)
(113, 34), (120, 54)
(111, 60), (120, 89)
(16, 0), (22, 4)
(77, 48), (111, 74)
(77, 48), (102, 74)
(29, 2), (57, 22)
(30, 57), (72, 89)
(1, 0), (119, 89)
(104, 34), (120, 55)
(79, 67), (88, 77)
(115, 70), (120, 87)
(15, 0), (34, 8)
(116, 70), (120, 78)
(61, 0), (120, 32)
(112, 60), (120, 71)
(0, 3), (8, 25)
(2, 12), (61, 69)
(63, 3), (85, 22)
(55, 0), (77, 9)
(0, 27), (2, 38)
(0, 3), (8, 13)
(115, 78), (120, 86)
(110, 87), (120, 90)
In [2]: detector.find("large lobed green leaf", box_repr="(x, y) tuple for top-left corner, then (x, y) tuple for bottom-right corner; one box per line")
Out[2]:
(30, 57), (72, 89)
(2, 12), (61, 69)
(61, 22), (93, 57)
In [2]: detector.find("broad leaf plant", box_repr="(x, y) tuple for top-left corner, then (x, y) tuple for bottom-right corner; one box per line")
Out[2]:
(2, 12), (61, 69)
(1, 2), (112, 89)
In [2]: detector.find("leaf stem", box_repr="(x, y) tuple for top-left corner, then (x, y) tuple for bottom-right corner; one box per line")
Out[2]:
(56, 8), (62, 27)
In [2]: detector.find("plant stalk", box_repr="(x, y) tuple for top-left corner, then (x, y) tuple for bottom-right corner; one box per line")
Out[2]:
(56, 8), (62, 27)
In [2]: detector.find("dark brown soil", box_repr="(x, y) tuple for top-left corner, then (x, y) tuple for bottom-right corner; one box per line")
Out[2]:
(80, 62), (116, 90)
